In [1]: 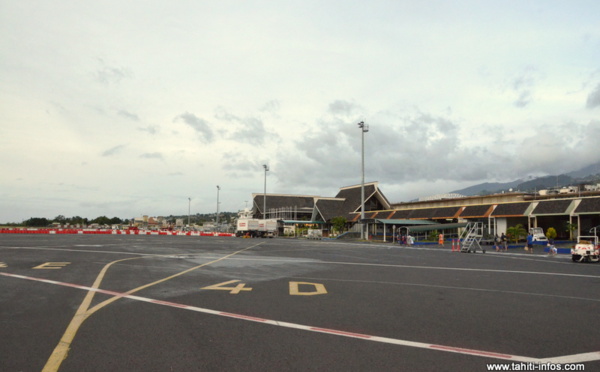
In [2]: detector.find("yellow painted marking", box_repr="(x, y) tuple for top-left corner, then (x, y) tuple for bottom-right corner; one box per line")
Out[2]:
(33, 262), (71, 269)
(85, 243), (263, 316)
(202, 280), (253, 294)
(42, 256), (142, 372)
(289, 281), (327, 296)
(43, 242), (264, 371)
(0, 262), (7, 268)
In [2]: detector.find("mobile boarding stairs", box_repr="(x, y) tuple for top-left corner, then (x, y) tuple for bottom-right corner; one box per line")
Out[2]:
(459, 222), (486, 254)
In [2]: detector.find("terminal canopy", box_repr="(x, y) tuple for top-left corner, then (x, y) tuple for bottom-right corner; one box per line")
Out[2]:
(374, 219), (436, 225)
(396, 222), (468, 232)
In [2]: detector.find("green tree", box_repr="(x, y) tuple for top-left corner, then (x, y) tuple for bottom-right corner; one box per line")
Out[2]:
(69, 216), (86, 226)
(331, 216), (347, 234)
(545, 227), (557, 241)
(507, 224), (527, 244)
(53, 215), (66, 224)
(91, 216), (112, 225)
(24, 217), (50, 227)
(109, 217), (123, 225)
(565, 222), (578, 240)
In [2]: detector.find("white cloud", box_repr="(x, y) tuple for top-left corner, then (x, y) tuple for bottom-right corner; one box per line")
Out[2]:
(139, 152), (164, 160)
(586, 83), (600, 109)
(102, 144), (127, 157)
(174, 113), (214, 143)
(92, 58), (133, 85)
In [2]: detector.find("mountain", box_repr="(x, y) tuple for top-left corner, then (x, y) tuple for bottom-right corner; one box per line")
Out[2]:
(451, 161), (600, 196)
(566, 162), (600, 179)
(516, 175), (573, 192)
(451, 180), (523, 196)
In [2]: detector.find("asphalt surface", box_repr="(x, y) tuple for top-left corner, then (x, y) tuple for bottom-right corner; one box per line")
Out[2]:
(1, 234), (599, 371)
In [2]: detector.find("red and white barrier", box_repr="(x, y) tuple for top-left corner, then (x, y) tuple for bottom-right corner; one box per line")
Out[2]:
(0, 228), (235, 237)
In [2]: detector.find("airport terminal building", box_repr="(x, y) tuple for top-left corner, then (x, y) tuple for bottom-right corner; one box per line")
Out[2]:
(249, 182), (600, 240)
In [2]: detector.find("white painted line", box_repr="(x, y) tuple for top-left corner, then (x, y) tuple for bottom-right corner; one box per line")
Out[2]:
(540, 351), (600, 364)
(2, 271), (592, 363)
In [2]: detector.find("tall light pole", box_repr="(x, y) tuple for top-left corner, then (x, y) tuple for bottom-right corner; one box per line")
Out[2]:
(188, 197), (191, 227)
(216, 185), (220, 231)
(263, 164), (269, 219)
(358, 121), (369, 240)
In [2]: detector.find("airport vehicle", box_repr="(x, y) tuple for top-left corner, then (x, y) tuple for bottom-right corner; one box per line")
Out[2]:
(235, 209), (277, 238)
(529, 227), (548, 244)
(306, 229), (322, 240)
(258, 219), (278, 238)
(571, 236), (600, 263)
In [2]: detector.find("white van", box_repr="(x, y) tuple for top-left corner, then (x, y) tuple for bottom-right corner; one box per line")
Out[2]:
(529, 227), (548, 243)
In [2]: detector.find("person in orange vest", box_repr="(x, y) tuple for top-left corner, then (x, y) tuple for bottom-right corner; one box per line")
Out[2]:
(438, 233), (444, 246)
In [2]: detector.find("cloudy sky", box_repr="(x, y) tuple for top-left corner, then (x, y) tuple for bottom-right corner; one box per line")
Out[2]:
(1, 1), (600, 223)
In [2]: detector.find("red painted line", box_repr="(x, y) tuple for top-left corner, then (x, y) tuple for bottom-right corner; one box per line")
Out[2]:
(0, 272), (119, 297)
(219, 312), (267, 322)
(98, 289), (126, 297)
(310, 327), (371, 339)
(151, 300), (189, 308)
(429, 344), (513, 359)
(61, 282), (91, 290)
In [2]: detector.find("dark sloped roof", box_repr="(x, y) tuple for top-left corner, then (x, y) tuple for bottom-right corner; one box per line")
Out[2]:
(378, 211), (395, 219)
(254, 195), (315, 214)
(574, 198), (600, 213)
(409, 207), (461, 220)
(375, 219), (436, 225)
(433, 207), (462, 219)
(389, 210), (412, 219)
(491, 202), (531, 217)
(365, 211), (379, 219)
(409, 208), (435, 219)
(460, 205), (493, 218)
(406, 222), (468, 232)
(252, 183), (395, 223)
(327, 183), (394, 222)
(315, 199), (346, 221)
(334, 184), (377, 213)
(532, 200), (574, 215)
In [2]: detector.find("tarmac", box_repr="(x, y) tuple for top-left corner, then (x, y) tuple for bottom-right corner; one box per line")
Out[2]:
(1, 234), (599, 371)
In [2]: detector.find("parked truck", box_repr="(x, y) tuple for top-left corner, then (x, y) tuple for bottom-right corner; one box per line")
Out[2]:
(235, 209), (277, 238)
(258, 219), (278, 238)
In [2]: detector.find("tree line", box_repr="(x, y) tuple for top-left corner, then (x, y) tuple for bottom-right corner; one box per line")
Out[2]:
(20, 215), (126, 227)
(12, 212), (240, 227)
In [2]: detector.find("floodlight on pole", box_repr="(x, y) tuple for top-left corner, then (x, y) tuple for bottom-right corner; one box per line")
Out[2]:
(188, 197), (191, 227)
(263, 164), (269, 220)
(216, 185), (220, 231)
(358, 121), (369, 240)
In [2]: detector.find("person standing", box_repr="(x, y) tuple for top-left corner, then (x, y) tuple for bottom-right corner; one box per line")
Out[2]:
(438, 233), (444, 247)
(527, 233), (534, 254)
(501, 233), (508, 251)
